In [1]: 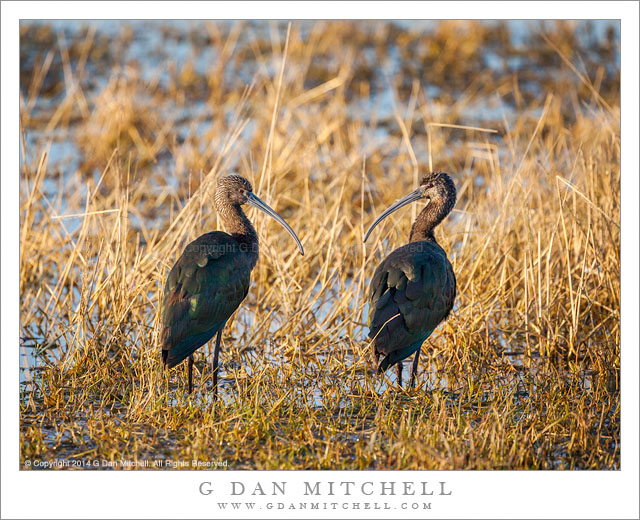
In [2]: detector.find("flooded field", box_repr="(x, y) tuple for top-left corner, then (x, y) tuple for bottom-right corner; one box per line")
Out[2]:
(20, 20), (620, 469)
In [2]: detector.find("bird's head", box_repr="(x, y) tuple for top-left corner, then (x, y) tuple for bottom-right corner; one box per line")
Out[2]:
(216, 174), (254, 207)
(364, 171), (456, 243)
(417, 171), (456, 213)
(215, 173), (304, 256)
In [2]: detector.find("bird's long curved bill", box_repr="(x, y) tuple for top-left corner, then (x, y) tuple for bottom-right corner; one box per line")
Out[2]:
(363, 188), (424, 243)
(247, 192), (304, 255)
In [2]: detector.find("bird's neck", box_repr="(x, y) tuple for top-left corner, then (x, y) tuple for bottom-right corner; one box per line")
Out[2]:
(220, 204), (259, 250)
(409, 199), (449, 243)
(409, 218), (436, 242)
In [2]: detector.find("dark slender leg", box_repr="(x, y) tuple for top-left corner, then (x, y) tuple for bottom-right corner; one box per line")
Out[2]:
(187, 355), (194, 394)
(410, 346), (422, 388)
(164, 366), (169, 406)
(396, 362), (403, 388)
(212, 329), (223, 398)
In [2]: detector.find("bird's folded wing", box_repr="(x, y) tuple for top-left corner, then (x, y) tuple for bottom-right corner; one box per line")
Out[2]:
(368, 243), (455, 357)
(160, 232), (251, 353)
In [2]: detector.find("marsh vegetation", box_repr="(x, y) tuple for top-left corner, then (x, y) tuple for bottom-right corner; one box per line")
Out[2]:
(20, 20), (620, 469)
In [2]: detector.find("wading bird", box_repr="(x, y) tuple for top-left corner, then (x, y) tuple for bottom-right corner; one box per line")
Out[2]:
(363, 172), (457, 388)
(160, 174), (304, 395)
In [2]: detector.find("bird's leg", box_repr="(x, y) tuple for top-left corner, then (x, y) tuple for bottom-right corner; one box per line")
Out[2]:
(187, 355), (194, 394)
(396, 362), (403, 388)
(410, 346), (421, 388)
(212, 329), (223, 399)
(164, 366), (169, 406)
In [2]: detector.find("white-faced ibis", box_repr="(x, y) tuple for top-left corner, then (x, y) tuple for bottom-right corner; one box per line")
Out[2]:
(160, 174), (304, 395)
(363, 171), (457, 388)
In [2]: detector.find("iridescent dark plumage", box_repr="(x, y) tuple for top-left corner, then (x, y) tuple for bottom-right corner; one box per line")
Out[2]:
(160, 174), (304, 395)
(364, 171), (457, 388)
(160, 232), (254, 369)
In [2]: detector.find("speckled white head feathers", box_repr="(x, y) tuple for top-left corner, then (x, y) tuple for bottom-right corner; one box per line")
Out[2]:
(215, 174), (254, 210)
(214, 173), (304, 256)
(364, 171), (456, 243)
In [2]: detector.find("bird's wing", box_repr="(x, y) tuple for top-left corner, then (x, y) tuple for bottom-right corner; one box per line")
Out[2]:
(367, 242), (456, 366)
(160, 232), (252, 367)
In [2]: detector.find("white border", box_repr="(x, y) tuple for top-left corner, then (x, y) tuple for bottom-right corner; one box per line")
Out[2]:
(2, 2), (638, 519)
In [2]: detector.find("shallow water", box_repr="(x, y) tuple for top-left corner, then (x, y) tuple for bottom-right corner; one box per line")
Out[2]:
(21, 19), (619, 168)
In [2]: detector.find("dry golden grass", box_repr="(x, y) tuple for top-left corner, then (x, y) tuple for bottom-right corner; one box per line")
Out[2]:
(20, 20), (619, 470)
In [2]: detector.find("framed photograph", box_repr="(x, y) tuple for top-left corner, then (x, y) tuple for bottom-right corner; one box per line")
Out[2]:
(3, 2), (638, 519)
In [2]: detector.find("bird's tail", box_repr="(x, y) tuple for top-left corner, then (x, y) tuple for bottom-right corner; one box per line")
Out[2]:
(161, 327), (220, 369)
(377, 353), (394, 373)
(377, 340), (424, 373)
